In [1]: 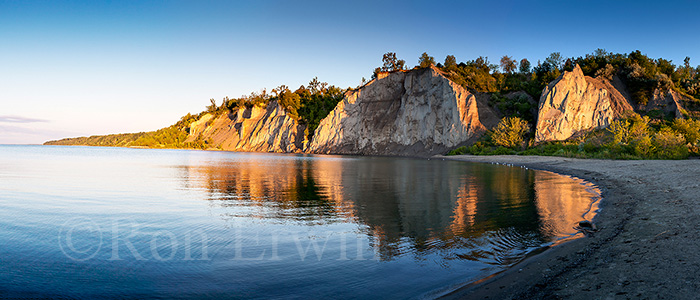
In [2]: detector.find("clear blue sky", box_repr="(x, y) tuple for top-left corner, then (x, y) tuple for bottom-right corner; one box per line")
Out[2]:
(1, 0), (699, 144)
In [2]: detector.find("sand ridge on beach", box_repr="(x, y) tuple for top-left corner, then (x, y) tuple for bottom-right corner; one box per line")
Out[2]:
(439, 155), (700, 300)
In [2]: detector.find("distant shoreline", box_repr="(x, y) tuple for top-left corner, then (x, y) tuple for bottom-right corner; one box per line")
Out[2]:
(439, 155), (700, 299)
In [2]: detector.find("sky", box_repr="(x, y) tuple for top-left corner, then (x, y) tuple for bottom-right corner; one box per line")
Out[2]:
(1, 0), (699, 144)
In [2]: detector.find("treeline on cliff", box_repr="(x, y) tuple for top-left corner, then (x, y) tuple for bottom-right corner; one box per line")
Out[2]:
(45, 78), (345, 148)
(45, 48), (700, 159)
(421, 48), (700, 105)
(207, 77), (345, 139)
(425, 48), (700, 159)
(379, 49), (700, 124)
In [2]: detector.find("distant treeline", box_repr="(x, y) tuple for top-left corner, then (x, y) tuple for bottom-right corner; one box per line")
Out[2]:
(46, 132), (146, 147)
(45, 114), (209, 149)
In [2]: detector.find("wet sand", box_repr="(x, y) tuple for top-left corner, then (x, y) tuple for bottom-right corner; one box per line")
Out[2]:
(438, 155), (700, 299)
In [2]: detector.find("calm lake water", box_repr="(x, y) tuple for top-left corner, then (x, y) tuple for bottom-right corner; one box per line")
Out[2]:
(0, 145), (599, 299)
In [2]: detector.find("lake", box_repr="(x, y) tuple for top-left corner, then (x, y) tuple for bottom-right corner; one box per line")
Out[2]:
(0, 145), (599, 299)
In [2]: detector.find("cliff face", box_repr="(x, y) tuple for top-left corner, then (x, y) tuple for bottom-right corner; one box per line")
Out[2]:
(535, 65), (634, 143)
(185, 101), (307, 152)
(308, 66), (499, 156)
(642, 89), (689, 119)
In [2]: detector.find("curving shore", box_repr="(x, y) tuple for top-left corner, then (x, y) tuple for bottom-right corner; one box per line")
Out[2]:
(438, 155), (700, 299)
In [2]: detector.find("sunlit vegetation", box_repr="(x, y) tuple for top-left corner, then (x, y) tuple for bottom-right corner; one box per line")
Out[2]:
(207, 77), (346, 139)
(45, 132), (147, 147)
(423, 48), (700, 159)
(573, 49), (700, 109)
(372, 52), (406, 79)
(276, 78), (345, 138)
(490, 117), (530, 149)
(449, 115), (700, 159)
(46, 113), (212, 149)
(46, 76), (346, 148)
(426, 49), (700, 111)
(129, 113), (211, 149)
(418, 52), (435, 68)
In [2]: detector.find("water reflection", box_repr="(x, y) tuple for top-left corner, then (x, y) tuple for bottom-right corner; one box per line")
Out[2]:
(0, 146), (602, 299)
(181, 155), (598, 264)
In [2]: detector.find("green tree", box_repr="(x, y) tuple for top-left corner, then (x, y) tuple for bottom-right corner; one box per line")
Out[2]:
(275, 85), (301, 119)
(444, 55), (457, 69)
(607, 115), (649, 145)
(519, 58), (531, 74)
(380, 52), (406, 72)
(372, 67), (382, 79)
(207, 98), (218, 112)
(418, 52), (435, 68)
(545, 52), (564, 71)
(593, 48), (609, 58)
(532, 60), (561, 91)
(671, 118), (700, 144)
(491, 117), (530, 149)
(653, 127), (688, 159)
(500, 55), (516, 74)
(595, 64), (615, 81)
(656, 58), (675, 77)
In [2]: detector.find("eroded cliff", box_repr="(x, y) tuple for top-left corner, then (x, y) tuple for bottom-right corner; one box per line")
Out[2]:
(535, 65), (634, 143)
(185, 101), (307, 152)
(641, 88), (692, 119)
(308, 66), (499, 156)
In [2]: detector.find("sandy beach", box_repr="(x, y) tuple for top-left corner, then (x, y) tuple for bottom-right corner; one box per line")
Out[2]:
(438, 155), (700, 299)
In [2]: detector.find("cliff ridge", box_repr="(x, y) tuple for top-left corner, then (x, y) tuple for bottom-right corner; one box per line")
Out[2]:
(186, 101), (307, 153)
(534, 65), (634, 143)
(308, 66), (499, 156)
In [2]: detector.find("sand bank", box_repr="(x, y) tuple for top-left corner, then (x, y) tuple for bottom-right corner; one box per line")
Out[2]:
(439, 155), (700, 299)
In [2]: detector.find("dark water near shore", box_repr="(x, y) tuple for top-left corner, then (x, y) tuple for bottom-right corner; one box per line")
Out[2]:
(0, 145), (599, 299)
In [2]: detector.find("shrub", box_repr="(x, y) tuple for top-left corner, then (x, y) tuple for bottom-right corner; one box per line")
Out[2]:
(491, 146), (517, 155)
(653, 127), (688, 159)
(671, 118), (700, 144)
(607, 119), (630, 144)
(491, 117), (530, 149)
(632, 135), (654, 157)
(594, 64), (615, 81)
(607, 115), (649, 145)
(447, 146), (468, 156)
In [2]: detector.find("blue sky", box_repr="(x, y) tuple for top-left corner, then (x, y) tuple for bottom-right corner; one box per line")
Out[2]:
(1, 0), (699, 144)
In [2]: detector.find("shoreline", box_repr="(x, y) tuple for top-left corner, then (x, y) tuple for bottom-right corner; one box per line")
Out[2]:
(438, 155), (700, 299)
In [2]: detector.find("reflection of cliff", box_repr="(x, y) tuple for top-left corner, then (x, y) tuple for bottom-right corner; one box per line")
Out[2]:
(181, 155), (356, 221)
(183, 155), (597, 262)
(533, 172), (599, 238)
(447, 166), (538, 237)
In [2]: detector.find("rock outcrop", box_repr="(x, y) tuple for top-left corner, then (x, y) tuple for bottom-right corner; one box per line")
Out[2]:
(185, 101), (307, 152)
(534, 65), (634, 143)
(308, 66), (499, 156)
(642, 89), (688, 119)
